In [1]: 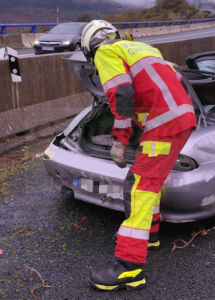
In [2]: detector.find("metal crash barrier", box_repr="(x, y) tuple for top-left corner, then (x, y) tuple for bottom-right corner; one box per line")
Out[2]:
(1, 18), (215, 34)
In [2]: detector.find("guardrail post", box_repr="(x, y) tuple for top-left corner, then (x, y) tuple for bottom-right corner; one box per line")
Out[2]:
(1, 26), (6, 35)
(31, 25), (36, 33)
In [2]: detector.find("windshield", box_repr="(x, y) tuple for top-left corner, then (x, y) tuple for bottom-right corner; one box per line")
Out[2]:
(196, 59), (215, 73)
(49, 23), (83, 34)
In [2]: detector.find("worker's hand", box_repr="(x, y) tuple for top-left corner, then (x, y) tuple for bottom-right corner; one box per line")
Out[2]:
(111, 141), (127, 168)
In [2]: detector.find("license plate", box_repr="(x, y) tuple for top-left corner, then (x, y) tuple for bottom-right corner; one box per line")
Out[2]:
(41, 46), (54, 51)
(73, 175), (123, 199)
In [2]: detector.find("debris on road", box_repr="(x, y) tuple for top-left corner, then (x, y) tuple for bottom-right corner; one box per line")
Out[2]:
(171, 227), (215, 251)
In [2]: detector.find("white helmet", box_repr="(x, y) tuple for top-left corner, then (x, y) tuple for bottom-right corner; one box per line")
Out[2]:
(81, 20), (121, 65)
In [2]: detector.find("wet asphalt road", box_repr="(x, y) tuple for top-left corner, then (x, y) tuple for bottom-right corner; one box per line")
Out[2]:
(1, 158), (215, 300)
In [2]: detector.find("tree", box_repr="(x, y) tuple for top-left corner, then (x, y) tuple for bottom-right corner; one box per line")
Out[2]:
(155, 0), (164, 6)
(104, 10), (118, 23)
(76, 13), (91, 22)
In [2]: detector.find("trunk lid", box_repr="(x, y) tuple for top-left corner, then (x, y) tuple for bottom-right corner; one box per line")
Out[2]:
(63, 52), (109, 103)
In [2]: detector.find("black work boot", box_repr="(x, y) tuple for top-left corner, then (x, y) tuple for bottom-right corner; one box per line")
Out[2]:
(89, 260), (146, 291)
(148, 232), (160, 250)
(112, 232), (160, 250)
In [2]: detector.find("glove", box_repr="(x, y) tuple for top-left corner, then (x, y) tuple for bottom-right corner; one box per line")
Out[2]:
(111, 141), (127, 168)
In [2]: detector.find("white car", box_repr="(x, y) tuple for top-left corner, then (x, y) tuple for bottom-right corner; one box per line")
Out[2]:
(43, 51), (215, 223)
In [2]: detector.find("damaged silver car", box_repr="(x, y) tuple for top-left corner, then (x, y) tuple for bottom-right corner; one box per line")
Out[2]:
(43, 51), (215, 223)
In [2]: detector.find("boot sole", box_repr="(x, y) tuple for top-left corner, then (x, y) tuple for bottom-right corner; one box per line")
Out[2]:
(89, 278), (146, 291)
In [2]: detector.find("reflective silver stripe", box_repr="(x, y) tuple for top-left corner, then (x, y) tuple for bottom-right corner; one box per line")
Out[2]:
(153, 205), (160, 215)
(151, 141), (156, 157)
(114, 118), (132, 128)
(130, 57), (178, 110)
(143, 113), (148, 124)
(130, 56), (167, 78)
(145, 104), (195, 132)
(103, 74), (132, 92)
(176, 71), (182, 81)
(118, 225), (150, 240)
(146, 65), (178, 109)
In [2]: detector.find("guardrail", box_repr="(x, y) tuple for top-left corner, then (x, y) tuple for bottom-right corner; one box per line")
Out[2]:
(1, 18), (215, 34)
(112, 18), (215, 29)
(0, 23), (58, 35)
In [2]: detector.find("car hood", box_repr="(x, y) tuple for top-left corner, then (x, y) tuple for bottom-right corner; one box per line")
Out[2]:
(39, 33), (77, 42)
(63, 51), (108, 103)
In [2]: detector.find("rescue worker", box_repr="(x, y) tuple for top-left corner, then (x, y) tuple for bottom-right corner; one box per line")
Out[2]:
(81, 20), (197, 291)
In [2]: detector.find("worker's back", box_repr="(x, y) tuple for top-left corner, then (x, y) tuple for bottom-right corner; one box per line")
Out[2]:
(95, 40), (196, 137)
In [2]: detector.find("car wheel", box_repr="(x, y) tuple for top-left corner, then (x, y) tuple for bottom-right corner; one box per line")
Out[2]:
(74, 43), (81, 51)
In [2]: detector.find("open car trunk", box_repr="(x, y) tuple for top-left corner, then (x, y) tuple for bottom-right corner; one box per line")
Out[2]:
(74, 103), (142, 164)
(61, 52), (215, 164)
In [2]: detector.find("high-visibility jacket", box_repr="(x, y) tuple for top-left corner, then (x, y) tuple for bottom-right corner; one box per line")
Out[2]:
(94, 40), (197, 145)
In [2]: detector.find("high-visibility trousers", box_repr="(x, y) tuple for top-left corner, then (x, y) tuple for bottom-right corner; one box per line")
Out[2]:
(115, 128), (193, 264)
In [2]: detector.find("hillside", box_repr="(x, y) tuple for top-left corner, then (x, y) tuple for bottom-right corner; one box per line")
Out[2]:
(0, 0), (123, 24)
(0, 0), (215, 32)
(104, 0), (215, 24)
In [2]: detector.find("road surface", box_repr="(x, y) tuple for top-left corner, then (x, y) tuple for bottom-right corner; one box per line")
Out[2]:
(17, 26), (215, 57)
(1, 138), (215, 299)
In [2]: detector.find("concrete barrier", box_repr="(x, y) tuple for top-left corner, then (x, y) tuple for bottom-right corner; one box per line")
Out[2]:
(22, 33), (43, 48)
(0, 52), (91, 140)
(0, 92), (92, 140)
(151, 36), (215, 66)
(1, 35), (215, 141)
(119, 22), (215, 38)
(1, 22), (215, 50)
(0, 34), (24, 49)
(0, 53), (87, 113)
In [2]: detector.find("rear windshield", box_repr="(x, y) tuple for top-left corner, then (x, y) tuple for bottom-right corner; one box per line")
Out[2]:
(49, 24), (84, 34)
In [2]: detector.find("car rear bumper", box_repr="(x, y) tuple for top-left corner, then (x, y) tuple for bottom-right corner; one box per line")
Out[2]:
(43, 143), (215, 223)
